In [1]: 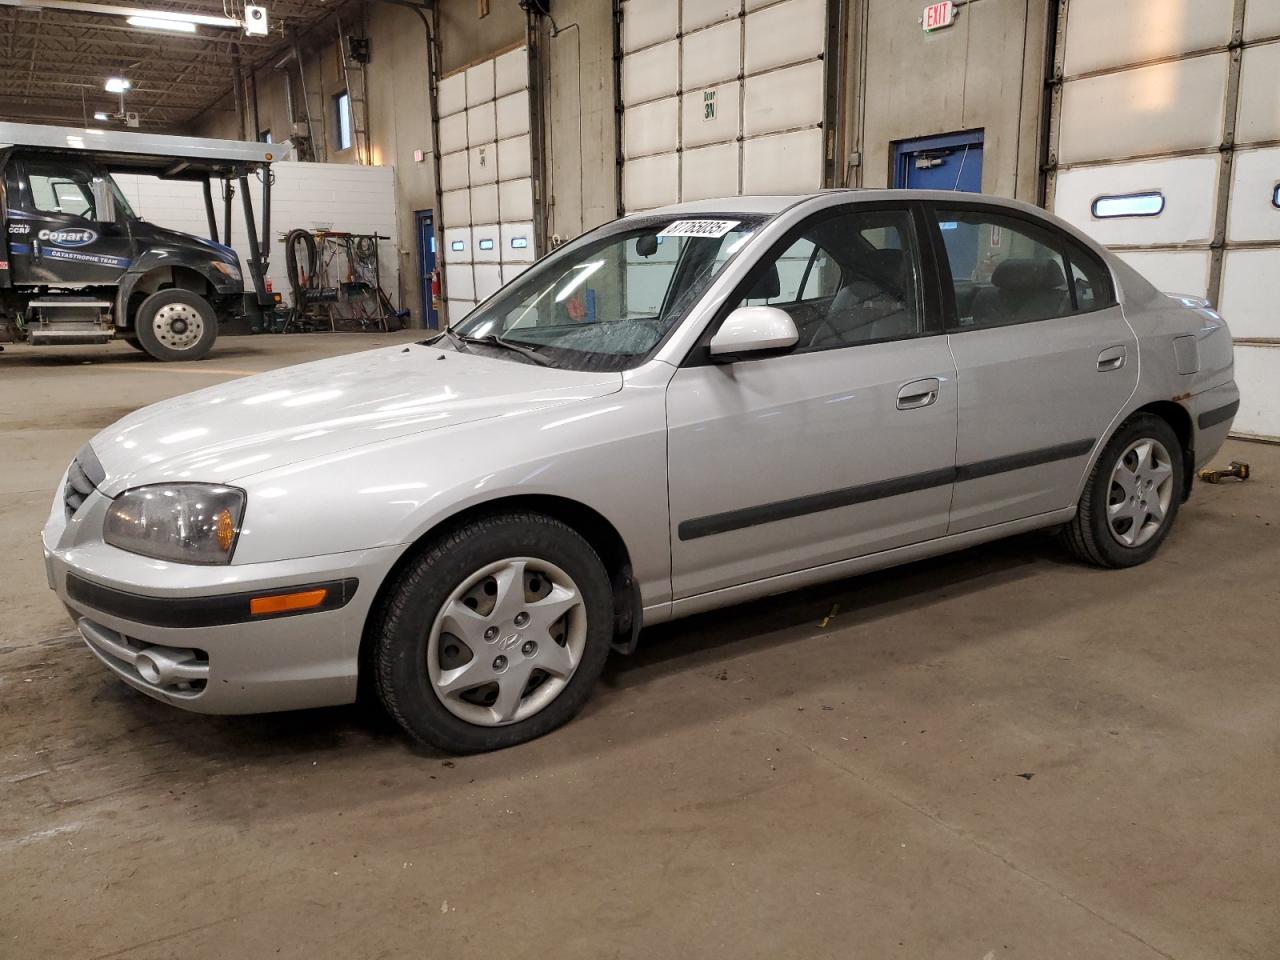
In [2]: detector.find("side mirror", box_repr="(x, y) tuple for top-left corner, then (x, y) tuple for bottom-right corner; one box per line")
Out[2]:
(90, 176), (117, 224)
(708, 306), (799, 362)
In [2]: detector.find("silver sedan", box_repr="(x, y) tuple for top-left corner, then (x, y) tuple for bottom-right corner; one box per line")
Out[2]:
(43, 190), (1239, 753)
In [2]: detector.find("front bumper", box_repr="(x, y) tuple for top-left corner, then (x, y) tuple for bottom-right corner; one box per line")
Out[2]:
(42, 485), (402, 714)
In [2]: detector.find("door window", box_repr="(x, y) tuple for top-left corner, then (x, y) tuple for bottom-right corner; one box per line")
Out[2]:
(934, 207), (1114, 329)
(736, 207), (923, 351)
(25, 161), (97, 219)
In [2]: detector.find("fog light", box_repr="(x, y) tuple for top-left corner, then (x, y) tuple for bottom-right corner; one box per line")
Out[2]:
(135, 652), (161, 684)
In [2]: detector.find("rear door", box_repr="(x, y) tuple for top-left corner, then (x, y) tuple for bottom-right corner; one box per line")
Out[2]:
(926, 202), (1138, 533)
(665, 203), (959, 599)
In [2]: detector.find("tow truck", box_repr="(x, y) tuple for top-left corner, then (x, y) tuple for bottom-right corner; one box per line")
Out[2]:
(0, 122), (275, 360)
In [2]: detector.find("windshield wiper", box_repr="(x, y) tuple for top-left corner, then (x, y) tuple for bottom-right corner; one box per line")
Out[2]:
(457, 332), (556, 367)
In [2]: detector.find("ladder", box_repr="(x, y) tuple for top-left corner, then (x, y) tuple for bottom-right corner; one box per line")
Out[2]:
(336, 16), (371, 166)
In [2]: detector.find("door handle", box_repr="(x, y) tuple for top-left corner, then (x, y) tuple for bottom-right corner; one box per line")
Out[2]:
(1097, 345), (1127, 371)
(897, 377), (940, 410)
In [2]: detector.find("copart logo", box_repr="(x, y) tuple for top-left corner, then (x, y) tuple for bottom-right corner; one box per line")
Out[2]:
(38, 228), (97, 247)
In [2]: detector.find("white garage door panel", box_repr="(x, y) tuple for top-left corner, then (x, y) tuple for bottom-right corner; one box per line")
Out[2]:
(447, 299), (474, 321)
(444, 227), (471, 262)
(1116, 250), (1211, 298)
(744, 0), (825, 73)
(1235, 43), (1280, 145)
(469, 143), (498, 185)
(496, 91), (531, 139)
(682, 20), (741, 91)
(1062, 0), (1233, 77)
(621, 0), (679, 53)
(498, 179), (534, 222)
(1053, 156), (1219, 246)
(1220, 249), (1280, 340)
(1227, 147), (1280, 242)
(466, 103), (496, 144)
(438, 113), (468, 154)
(682, 142), (740, 201)
(465, 61), (495, 107)
(440, 150), (469, 191)
(497, 135), (532, 179)
(447, 266), (476, 301)
(624, 152), (680, 211)
(437, 73), (466, 117)
(442, 189), (470, 225)
(1231, 345), (1280, 439)
(501, 263), (530, 284)
(743, 128), (823, 194)
(494, 47), (528, 97)
(622, 41), (679, 105)
(472, 224), (500, 263)
(1058, 54), (1227, 164)
(743, 60), (824, 137)
(680, 84), (740, 148)
(470, 184), (499, 224)
(1244, 4), (1280, 41)
(684, 0), (739, 31)
(474, 264), (503, 301)
(623, 97), (680, 158)
(501, 222), (535, 263)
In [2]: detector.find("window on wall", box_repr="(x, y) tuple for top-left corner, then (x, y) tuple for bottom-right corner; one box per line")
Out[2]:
(334, 91), (352, 151)
(933, 206), (1114, 330)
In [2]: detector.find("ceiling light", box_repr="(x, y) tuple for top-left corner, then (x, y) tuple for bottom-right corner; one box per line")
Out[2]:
(127, 15), (198, 33)
(93, 111), (110, 121)
(105, 77), (131, 93)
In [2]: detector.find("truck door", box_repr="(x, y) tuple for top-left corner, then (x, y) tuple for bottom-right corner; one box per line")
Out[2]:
(7, 157), (133, 287)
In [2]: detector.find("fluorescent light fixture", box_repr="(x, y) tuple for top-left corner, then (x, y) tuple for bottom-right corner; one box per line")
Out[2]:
(93, 111), (110, 121)
(105, 77), (132, 93)
(127, 15), (197, 32)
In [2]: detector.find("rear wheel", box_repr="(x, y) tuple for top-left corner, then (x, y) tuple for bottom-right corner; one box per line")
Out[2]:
(1063, 413), (1184, 568)
(134, 289), (218, 361)
(373, 513), (614, 753)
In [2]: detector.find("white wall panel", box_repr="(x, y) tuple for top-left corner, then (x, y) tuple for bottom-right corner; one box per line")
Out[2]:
(743, 128), (823, 194)
(744, 0), (825, 73)
(620, 0), (679, 53)
(1115, 250), (1210, 298)
(679, 84), (739, 148)
(621, 41), (680, 105)
(1062, 0), (1232, 76)
(497, 135), (533, 179)
(496, 91), (531, 139)
(437, 73), (466, 117)
(1058, 54), (1227, 164)
(470, 184), (499, 224)
(623, 152), (680, 211)
(440, 150), (469, 191)
(682, 19), (741, 90)
(494, 47), (528, 96)
(623, 97), (680, 158)
(1235, 42), (1280, 145)
(438, 112), (468, 154)
(743, 59), (824, 136)
(498, 179), (534, 222)
(468, 142), (498, 185)
(681, 142), (740, 201)
(1231, 345), (1280, 439)
(1227, 147), (1280, 243)
(1053, 155), (1219, 245)
(465, 61), (494, 107)
(1220, 249), (1280, 340)
(466, 103), (496, 145)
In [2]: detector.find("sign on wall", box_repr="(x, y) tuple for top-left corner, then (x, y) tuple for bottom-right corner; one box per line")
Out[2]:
(923, 1), (954, 32)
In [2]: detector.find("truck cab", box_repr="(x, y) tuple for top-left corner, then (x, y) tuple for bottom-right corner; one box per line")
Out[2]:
(1, 123), (275, 361)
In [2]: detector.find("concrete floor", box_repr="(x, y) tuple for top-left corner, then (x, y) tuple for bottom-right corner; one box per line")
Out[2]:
(2, 334), (1277, 960)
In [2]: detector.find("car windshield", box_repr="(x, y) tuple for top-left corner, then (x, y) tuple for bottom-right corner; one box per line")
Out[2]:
(450, 215), (766, 371)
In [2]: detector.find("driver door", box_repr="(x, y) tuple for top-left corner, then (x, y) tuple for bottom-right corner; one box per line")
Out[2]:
(7, 157), (133, 287)
(665, 203), (959, 599)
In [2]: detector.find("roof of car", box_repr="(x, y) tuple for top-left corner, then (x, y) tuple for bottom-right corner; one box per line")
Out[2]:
(642, 189), (1056, 220)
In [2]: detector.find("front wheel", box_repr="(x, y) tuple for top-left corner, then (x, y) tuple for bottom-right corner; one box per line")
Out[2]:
(133, 289), (218, 361)
(372, 513), (615, 753)
(1063, 413), (1184, 568)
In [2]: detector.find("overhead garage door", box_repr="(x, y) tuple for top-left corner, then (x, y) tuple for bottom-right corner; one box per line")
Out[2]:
(618, 0), (829, 213)
(1048, 0), (1280, 439)
(437, 45), (536, 324)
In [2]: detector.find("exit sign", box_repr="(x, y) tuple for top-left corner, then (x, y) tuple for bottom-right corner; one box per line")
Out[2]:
(923, 0), (954, 31)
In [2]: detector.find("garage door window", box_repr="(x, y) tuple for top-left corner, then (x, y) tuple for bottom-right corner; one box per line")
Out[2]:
(934, 208), (1114, 329)
(1092, 191), (1166, 218)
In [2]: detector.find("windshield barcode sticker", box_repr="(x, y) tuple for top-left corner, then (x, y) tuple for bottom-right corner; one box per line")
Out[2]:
(658, 219), (741, 239)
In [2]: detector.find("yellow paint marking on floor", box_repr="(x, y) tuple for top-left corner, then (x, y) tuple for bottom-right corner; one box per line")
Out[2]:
(118, 364), (262, 376)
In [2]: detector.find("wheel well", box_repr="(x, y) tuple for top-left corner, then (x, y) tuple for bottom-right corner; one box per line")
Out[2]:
(125, 267), (213, 327)
(1132, 400), (1194, 500)
(357, 496), (638, 695)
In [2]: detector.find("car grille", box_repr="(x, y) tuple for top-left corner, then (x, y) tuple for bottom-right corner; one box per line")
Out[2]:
(63, 456), (98, 519)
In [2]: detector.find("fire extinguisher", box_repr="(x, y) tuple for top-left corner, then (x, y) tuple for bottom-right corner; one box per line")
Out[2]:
(430, 269), (442, 310)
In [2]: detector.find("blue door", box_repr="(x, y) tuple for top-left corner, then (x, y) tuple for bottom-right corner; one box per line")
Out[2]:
(893, 131), (984, 278)
(415, 210), (438, 329)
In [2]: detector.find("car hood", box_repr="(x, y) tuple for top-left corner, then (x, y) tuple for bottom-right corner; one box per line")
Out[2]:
(89, 343), (623, 497)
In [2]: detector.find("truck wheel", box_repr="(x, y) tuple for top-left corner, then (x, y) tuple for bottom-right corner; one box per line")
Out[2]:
(134, 290), (217, 361)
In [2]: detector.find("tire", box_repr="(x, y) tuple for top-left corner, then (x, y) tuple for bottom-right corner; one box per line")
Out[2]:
(372, 512), (614, 753)
(1062, 413), (1185, 568)
(133, 289), (218, 361)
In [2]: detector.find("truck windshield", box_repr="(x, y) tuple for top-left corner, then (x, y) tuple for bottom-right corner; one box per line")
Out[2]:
(106, 174), (136, 220)
(452, 215), (765, 372)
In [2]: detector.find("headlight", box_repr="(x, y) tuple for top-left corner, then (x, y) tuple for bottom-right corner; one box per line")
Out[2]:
(211, 260), (241, 281)
(104, 484), (246, 565)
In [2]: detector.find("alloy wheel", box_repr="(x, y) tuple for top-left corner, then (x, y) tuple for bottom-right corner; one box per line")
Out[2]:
(152, 302), (205, 351)
(1107, 437), (1174, 548)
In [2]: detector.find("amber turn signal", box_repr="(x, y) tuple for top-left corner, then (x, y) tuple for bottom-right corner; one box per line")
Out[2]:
(215, 508), (237, 552)
(249, 588), (328, 616)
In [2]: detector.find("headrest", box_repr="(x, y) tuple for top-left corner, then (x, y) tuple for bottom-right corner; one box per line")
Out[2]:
(992, 258), (1065, 292)
(748, 263), (780, 300)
